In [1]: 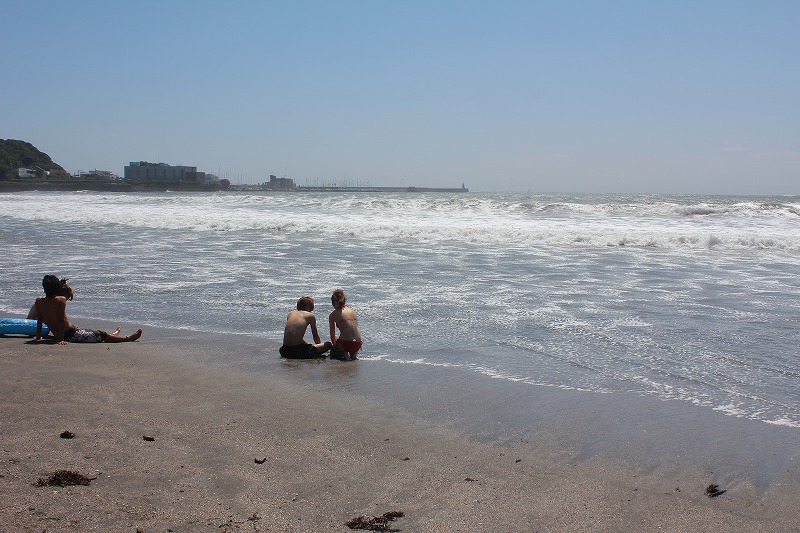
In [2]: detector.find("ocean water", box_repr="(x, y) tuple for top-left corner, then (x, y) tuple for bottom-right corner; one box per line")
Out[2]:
(2, 190), (799, 429)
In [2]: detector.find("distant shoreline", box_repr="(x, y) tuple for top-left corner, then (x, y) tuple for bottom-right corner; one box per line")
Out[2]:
(0, 180), (221, 193)
(0, 181), (469, 193)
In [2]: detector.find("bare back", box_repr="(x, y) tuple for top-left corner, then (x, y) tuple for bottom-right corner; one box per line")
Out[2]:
(329, 305), (360, 342)
(34, 296), (71, 341)
(282, 310), (320, 346)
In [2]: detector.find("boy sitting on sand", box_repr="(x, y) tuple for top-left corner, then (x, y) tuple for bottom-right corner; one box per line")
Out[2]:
(279, 296), (333, 359)
(33, 275), (142, 345)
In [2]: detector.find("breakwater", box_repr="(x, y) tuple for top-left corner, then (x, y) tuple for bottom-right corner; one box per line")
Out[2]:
(297, 184), (469, 192)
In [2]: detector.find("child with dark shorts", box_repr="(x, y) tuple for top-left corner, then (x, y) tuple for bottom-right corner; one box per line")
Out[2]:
(279, 296), (332, 359)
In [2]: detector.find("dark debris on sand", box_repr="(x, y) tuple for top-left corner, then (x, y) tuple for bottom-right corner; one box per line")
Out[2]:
(705, 483), (726, 498)
(35, 470), (94, 487)
(346, 510), (405, 531)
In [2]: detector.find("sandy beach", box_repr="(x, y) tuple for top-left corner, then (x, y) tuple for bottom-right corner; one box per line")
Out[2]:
(2, 324), (799, 532)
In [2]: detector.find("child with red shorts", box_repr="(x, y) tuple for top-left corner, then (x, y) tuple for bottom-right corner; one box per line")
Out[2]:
(328, 289), (362, 361)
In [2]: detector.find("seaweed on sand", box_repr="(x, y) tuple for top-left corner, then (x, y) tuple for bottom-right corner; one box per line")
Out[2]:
(346, 510), (405, 531)
(36, 470), (94, 487)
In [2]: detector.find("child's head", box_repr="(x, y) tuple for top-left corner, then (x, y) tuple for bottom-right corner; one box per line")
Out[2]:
(331, 289), (346, 309)
(297, 296), (314, 311)
(42, 275), (62, 297)
(43, 275), (74, 299)
(58, 278), (74, 300)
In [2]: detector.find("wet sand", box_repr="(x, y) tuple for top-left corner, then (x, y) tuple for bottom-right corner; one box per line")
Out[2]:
(1, 325), (799, 532)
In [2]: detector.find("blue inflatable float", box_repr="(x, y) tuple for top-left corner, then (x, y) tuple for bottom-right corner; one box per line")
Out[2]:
(0, 318), (49, 336)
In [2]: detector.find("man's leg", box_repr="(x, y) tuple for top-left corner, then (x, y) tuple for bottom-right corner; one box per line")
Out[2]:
(104, 329), (143, 343)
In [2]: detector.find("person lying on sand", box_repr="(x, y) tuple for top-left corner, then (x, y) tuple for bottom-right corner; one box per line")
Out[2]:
(279, 296), (332, 359)
(33, 275), (143, 345)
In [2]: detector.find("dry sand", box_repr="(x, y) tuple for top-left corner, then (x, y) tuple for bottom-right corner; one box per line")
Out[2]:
(1, 326), (799, 532)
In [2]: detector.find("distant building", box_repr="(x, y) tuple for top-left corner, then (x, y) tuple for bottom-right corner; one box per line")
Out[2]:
(18, 166), (65, 179)
(185, 170), (207, 184)
(75, 170), (120, 180)
(263, 174), (295, 190)
(124, 161), (199, 181)
(18, 168), (38, 178)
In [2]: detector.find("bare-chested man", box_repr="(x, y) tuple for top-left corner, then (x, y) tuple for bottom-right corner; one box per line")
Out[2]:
(279, 296), (332, 359)
(27, 277), (73, 320)
(34, 275), (142, 345)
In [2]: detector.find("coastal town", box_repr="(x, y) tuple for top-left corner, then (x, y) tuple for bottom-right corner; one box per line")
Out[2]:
(0, 139), (468, 193)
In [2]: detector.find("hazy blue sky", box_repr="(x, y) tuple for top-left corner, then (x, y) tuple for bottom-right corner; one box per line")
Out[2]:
(2, 1), (798, 193)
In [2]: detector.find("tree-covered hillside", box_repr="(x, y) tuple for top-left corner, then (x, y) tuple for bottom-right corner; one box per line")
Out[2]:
(0, 139), (66, 179)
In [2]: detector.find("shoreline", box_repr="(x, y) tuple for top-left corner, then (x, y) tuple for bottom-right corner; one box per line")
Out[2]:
(0, 182), (469, 193)
(2, 325), (799, 531)
(0, 181), (223, 193)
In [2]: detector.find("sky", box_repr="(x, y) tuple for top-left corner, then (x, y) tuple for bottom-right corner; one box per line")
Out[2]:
(2, 1), (798, 194)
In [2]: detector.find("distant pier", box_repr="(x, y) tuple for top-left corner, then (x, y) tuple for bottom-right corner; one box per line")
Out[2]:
(296, 184), (469, 193)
